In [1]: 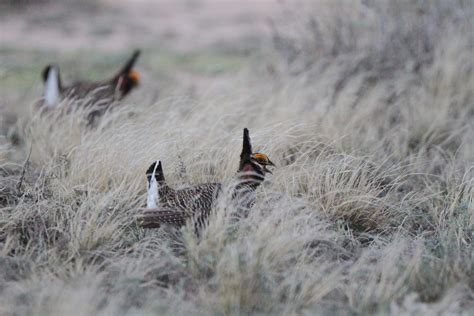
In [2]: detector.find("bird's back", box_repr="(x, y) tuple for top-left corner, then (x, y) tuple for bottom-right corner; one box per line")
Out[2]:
(139, 182), (222, 230)
(64, 81), (117, 103)
(161, 182), (222, 215)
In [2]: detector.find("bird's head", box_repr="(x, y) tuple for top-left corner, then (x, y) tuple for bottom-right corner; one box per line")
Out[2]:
(239, 128), (275, 177)
(250, 153), (275, 174)
(115, 50), (141, 97)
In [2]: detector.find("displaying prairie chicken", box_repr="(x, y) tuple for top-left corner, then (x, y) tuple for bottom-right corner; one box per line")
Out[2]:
(40, 50), (141, 124)
(138, 128), (275, 230)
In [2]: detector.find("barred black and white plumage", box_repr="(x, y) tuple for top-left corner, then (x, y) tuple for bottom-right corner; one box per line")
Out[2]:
(139, 208), (188, 228)
(137, 128), (275, 231)
(140, 160), (221, 230)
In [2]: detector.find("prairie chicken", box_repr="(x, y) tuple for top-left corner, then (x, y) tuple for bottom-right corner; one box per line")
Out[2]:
(138, 128), (275, 230)
(40, 50), (141, 124)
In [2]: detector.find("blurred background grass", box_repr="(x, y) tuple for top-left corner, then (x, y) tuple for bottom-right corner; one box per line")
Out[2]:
(0, 1), (473, 315)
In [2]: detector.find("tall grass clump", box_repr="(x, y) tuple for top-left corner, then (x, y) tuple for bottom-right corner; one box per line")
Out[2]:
(0, 0), (473, 315)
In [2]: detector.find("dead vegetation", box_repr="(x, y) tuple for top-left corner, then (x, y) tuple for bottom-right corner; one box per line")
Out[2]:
(0, 0), (473, 315)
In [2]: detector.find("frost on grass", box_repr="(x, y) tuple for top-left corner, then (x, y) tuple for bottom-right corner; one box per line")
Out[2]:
(1, 1), (473, 315)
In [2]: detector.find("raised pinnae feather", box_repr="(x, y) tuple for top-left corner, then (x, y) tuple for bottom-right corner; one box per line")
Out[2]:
(240, 128), (252, 161)
(115, 49), (141, 79)
(139, 129), (271, 232)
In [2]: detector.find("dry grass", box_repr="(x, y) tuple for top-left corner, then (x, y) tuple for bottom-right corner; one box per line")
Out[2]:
(0, 0), (473, 315)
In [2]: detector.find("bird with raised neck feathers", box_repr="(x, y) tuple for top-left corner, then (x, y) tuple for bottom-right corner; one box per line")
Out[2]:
(138, 128), (275, 230)
(40, 50), (141, 125)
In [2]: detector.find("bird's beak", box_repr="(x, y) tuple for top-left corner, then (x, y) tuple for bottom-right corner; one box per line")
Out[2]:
(264, 159), (275, 174)
(263, 164), (274, 174)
